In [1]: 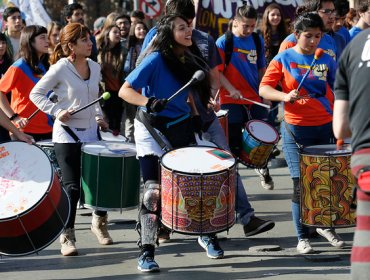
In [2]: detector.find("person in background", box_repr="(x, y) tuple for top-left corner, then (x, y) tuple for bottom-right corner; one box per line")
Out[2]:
(122, 20), (148, 142)
(333, 0), (351, 45)
(47, 21), (62, 54)
(30, 23), (109, 256)
(0, 25), (52, 142)
(115, 13), (131, 47)
(259, 3), (289, 130)
(130, 10), (145, 25)
(93, 16), (106, 37)
(0, 32), (13, 142)
(344, 8), (358, 29)
(259, 12), (343, 254)
(349, 1), (370, 40)
(97, 24), (127, 137)
(61, 2), (98, 61)
(333, 26), (370, 280)
(2, 6), (22, 60)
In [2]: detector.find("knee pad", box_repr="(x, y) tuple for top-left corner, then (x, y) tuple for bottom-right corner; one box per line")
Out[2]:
(142, 180), (161, 212)
(292, 177), (300, 204)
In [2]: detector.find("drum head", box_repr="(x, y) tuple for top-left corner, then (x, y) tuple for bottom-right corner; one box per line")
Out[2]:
(246, 120), (279, 144)
(302, 144), (351, 156)
(161, 146), (235, 174)
(100, 131), (127, 142)
(82, 141), (136, 157)
(0, 142), (52, 220)
(36, 140), (54, 147)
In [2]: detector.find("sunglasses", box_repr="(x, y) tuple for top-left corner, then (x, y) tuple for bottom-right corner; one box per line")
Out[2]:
(318, 9), (336, 16)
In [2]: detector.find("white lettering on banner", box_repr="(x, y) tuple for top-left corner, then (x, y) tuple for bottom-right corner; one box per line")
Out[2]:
(201, 0), (304, 17)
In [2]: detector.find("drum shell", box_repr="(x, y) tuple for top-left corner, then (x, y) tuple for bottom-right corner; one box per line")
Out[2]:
(299, 145), (356, 228)
(37, 141), (62, 179)
(81, 143), (140, 211)
(216, 110), (229, 143)
(0, 142), (70, 256)
(160, 147), (236, 235)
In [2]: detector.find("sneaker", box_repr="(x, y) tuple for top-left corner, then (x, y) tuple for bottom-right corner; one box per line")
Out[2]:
(243, 216), (275, 237)
(137, 250), (160, 272)
(60, 228), (78, 256)
(255, 168), (274, 190)
(197, 235), (224, 259)
(157, 227), (171, 244)
(297, 239), (314, 254)
(316, 228), (345, 248)
(272, 146), (281, 157)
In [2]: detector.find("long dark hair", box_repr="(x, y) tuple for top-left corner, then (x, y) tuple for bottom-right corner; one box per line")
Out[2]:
(127, 20), (148, 49)
(19, 25), (49, 74)
(261, 3), (289, 62)
(0, 32), (13, 70)
(97, 24), (125, 77)
(150, 14), (211, 108)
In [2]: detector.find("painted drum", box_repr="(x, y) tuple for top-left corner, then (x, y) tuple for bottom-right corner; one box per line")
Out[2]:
(160, 146), (236, 235)
(0, 141), (70, 256)
(239, 120), (279, 168)
(81, 141), (140, 211)
(300, 145), (356, 228)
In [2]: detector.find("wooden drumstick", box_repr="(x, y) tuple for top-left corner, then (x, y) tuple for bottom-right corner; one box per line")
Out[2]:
(226, 95), (270, 109)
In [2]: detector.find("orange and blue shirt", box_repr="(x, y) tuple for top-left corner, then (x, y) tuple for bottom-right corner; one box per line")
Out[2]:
(0, 58), (52, 134)
(216, 33), (266, 105)
(279, 33), (338, 61)
(260, 48), (336, 126)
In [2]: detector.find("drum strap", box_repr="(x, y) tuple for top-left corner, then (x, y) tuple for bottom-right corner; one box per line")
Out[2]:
(61, 125), (81, 143)
(136, 110), (171, 152)
(283, 120), (303, 151)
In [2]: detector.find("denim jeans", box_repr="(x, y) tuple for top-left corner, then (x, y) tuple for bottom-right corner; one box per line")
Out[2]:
(202, 117), (254, 225)
(281, 121), (335, 239)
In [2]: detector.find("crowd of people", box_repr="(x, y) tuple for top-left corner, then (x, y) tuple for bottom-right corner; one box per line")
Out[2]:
(0, 0), (369, 279)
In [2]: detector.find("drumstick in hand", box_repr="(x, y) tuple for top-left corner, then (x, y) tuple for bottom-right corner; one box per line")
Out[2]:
(226, 95), (270, 109)
(28, 92), (58, 121)
(70, 92), (111, 115)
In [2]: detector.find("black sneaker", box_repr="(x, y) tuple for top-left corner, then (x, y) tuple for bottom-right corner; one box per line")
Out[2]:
(243, 216), (275, 237)
(137, 250), (160, 272)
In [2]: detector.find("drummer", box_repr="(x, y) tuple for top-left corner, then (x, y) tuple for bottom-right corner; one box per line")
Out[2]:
(119, 14), (212, 272)
(259, 12), (343, 254)
(0, 107), (33, 143)
(30, 23), (109, 257)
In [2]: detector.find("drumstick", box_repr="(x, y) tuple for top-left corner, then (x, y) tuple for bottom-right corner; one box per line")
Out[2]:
(214, 89), (220, 101)
(28, 92), (58, 121)
(226, 95), (270, 109)
(70, 92), (111, 116)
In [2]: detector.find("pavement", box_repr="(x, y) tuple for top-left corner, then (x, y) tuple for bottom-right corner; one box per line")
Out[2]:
(0, 143), (354, 280)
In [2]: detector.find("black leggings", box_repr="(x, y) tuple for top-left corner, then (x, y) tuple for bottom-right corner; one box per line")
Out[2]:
(54, 143), (82, 229)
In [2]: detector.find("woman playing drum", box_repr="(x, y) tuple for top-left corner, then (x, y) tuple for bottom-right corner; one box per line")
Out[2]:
(119, 14), (212, 272)
(259, 12), (343, 254)
(30, 23), (109, 256)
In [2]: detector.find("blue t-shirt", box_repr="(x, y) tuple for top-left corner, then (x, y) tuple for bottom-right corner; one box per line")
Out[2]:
(125, 51), (191, 119)
(349, 26), (363, 40)
(337, 26), (351, 45)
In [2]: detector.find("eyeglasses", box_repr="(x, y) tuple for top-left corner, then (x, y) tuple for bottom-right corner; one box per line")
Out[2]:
(318, 9), (336, 16)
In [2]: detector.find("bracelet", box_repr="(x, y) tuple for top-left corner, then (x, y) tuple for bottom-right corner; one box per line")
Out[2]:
(9, 113), (19, 120)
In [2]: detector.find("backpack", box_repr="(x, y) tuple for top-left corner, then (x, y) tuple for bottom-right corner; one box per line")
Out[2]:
(224, 30), (262, 68)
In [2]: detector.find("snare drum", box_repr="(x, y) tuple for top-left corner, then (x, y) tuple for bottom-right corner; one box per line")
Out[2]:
(160, 146), (236, 235)
(216, 109), (229, 141)
(300, 145), (356, 227)
(239, 120), (279, 168)
(0, 141), (70, 256)
(36, 140), (62, 179)
(81, 141), (140, 211)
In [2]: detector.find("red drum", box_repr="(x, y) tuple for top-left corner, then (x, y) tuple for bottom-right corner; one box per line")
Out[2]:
(216, 109), (229, 142)
(300, 145), (356, 228)
(0, 141), (70, 256)
(160, 146), (236, 235)
(239, 120), (279, 168)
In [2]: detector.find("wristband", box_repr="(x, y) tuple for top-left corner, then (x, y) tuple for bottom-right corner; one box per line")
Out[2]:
(9, 113), (19, 120)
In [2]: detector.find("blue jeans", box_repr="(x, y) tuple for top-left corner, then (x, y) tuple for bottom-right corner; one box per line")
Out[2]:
(203, 117), (254, 225)
(281, 121), (335, 239)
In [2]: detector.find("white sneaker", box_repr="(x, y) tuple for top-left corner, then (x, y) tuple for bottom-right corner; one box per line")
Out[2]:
(254, 168), (274, 190)
(316, 228), (345, 248)
(297, 239), (314, 254)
